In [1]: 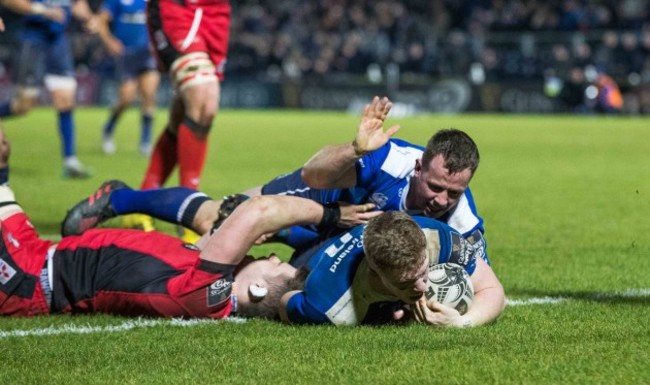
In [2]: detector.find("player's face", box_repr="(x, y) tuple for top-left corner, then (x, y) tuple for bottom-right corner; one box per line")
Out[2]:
(407, 155), (472, 218)
(234, 255), (297, 303)
(373, 256), (429, 304)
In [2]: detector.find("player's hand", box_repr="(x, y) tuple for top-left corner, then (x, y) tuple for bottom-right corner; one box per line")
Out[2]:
(84, 16), (99, 34)
(0, 17), (5, 32)
(411, 297), (464, 327)
(353, 96), (401, 156)
(44, 7), (66, 23)
(254, 232), (276, 245)
(105, 37), (124, 56)
(337, 202), (381, 227)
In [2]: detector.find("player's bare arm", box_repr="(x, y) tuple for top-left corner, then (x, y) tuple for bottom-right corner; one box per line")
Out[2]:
(301, 96), (400, 189)
(1, 0), (65, 22)
(95, 10), (124, 56)
(413, 257), (505, 328)
(199, 196), (331, 266)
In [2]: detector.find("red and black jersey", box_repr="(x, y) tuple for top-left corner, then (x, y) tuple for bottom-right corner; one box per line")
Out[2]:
(1, 212), (235, 319)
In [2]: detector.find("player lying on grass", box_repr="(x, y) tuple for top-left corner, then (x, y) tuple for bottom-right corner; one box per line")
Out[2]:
(62, 180), (505, 326)
(0, 127), (326, 319)
(98, 96), (489, 263)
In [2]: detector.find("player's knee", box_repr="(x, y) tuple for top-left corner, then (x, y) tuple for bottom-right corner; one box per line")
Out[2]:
(170, 52), (218, 92)
(44, 75), (77, 93)
(182, 115), (212, 137)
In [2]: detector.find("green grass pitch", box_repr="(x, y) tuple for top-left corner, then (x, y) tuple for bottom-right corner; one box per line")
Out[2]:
(1, 108), (649, 384)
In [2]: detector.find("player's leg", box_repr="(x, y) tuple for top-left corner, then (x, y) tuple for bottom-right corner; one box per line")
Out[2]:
(61, 181), (216, 236)
(139, 96), (183, 189)
(137, 69), (160, 156)
(9, 39), (46, 118)
(47, 34), (91, 179)
(102, 78), (137, 154)
(0, 123), (10, 185)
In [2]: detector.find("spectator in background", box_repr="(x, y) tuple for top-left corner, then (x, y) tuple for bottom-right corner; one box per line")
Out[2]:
(95, 0), (159, 156)
(0, 0), (94, 178)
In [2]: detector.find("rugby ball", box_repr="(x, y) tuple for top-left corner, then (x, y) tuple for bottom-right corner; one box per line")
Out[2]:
(425, 263), (474, 314)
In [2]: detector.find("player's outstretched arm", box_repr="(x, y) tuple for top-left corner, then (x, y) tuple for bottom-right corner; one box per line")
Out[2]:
(301, 96), (400, 189)
(1, 0), (65, 22)
(199, 196), (334, 266)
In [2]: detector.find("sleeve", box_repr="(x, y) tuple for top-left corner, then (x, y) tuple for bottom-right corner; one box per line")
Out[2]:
(100, 0), (117, 18)
(447, 233), (478, 276)
(166, 259), (236, 319)
(285, 291), (332, 325)
(354, 142), (392, 188)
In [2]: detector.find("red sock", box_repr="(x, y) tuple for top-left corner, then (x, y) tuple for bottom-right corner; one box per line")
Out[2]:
(177, 121), (208, 189)
(140, 129), (178, 189)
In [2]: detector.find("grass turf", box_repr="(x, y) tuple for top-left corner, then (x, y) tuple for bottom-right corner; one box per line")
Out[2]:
(1, 108), (649, 384)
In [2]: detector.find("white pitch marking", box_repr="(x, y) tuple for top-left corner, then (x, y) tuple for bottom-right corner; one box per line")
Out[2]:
(507, 288), (650, 306)
(0, 317), (246, 339)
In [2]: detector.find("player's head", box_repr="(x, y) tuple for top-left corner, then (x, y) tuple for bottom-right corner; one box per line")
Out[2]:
(234, 255), (301, 319)
(407, 129), (479, 218)
(363, 211), (428, 304)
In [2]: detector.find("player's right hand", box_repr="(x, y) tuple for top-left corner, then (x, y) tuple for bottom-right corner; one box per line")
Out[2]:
(44, 7), (66, 23)
(106, 37), (124, 56)
(353, 96), (401, 156)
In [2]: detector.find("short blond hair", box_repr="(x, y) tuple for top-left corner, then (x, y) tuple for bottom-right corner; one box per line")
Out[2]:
(362, 212), (426, 274)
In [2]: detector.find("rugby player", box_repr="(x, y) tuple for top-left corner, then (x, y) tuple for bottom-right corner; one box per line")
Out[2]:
(0, 0), (94, 178)
(95, 0), (159, 156)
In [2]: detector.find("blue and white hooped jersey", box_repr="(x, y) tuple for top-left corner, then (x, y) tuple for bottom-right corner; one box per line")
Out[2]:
(285, 217), (481, 326)
(101, 0), (150, 49)
(353, 139), (487, 262)
(23, 0), (74, 37)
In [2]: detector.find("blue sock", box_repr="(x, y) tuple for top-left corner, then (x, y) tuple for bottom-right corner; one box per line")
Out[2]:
(58, 110), (75, 157)
(0, 167), (9, 185)
(103, 111), (119, 137)
(0, 102), (11, 118)
(111, 187), (211, 228)
(141, 113), (152, 145)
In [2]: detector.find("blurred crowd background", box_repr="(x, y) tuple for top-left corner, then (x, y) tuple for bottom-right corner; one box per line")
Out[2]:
(1, 0), (650, 113)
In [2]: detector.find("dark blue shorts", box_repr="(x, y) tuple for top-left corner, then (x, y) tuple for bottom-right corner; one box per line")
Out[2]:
(115, 47), (157, 82)
(15, 33), (74, 87)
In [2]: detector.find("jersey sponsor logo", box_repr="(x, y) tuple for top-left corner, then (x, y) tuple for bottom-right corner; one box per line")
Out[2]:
(325, 232), (361, 273)
(0, 258), (17, 285)
(466, 229), (486, 261)
(449, 233), (473, 267)
(206, 277), (232, 307)
(369, 193), (388, 209)
(183, 243), (200, 251)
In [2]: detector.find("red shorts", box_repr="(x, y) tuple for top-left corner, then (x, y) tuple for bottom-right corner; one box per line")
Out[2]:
(0, 213), (53, 317)
(147, 0), (231, 80)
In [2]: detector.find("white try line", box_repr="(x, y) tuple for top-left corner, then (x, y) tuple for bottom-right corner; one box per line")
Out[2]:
(2, 289), (649, 338)
(506, 288), (650, 306)
(0, 316), (246, 339)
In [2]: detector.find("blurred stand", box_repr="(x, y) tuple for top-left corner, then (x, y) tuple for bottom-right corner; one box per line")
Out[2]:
(1, 1), (650, 114)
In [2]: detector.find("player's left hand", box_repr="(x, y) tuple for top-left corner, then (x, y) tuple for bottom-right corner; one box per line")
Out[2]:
(337, 202), (381, 227)
(411, 297), (464, 327)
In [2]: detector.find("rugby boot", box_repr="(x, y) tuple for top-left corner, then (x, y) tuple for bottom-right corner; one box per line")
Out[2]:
(61, 180), (130, 236)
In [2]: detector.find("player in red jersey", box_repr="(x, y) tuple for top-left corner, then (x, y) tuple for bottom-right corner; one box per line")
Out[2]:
(143, 0), (230, 191)
(0, 127), (337, 319)
(127, 0), (231, 238)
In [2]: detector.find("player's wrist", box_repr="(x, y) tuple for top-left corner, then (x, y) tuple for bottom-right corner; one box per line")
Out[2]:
(318, 202), (341, 229)
(457, 315), (473, 328)
(30, 3), (47, 15)
(351, 139), (368, 158)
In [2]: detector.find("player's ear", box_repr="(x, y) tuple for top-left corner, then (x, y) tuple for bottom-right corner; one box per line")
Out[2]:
(414, 159), (422, 176)
(248, 284), (268, 301)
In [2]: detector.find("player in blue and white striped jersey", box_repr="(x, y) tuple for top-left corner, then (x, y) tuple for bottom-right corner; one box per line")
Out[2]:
(261, 97), (487, 263)
(278, 211), (504, 327)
